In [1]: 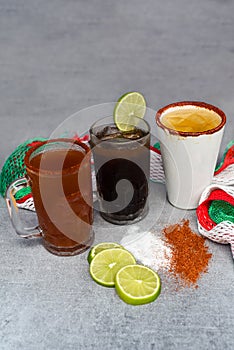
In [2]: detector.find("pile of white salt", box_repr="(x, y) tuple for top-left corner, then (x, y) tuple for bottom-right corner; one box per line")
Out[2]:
(120, 226), (171, 272)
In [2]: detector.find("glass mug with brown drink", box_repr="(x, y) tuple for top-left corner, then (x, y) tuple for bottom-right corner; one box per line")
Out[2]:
(89, 116), (150, 224)
(6, 139), (94, 256)
(156, 101), (226, 209)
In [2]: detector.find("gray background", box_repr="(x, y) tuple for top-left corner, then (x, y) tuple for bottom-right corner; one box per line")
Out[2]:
(0, 0), (234, 349)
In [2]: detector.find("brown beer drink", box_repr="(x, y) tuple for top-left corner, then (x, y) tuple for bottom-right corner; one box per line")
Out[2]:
(25, 139), (93, 255)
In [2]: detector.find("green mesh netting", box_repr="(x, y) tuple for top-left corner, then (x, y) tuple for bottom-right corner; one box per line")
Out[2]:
(0, 138), (46, 197)
(209, 200), (234, 224)
(153, 142), (161, 151)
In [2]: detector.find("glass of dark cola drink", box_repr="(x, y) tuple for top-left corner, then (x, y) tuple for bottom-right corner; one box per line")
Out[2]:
(89, 116), (150, 224)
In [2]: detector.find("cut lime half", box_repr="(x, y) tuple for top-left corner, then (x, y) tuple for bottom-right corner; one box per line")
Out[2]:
(87, 242), (124, 264)
(115, 265), (161, 305)
(89, 248), (136, 287)
(114, 92), (146, 131)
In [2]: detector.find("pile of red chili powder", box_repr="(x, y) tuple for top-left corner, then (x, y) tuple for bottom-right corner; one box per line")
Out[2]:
(163, 220), (212, 288)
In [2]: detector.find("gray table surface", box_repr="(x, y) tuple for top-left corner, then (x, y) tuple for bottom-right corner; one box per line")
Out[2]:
(0, 1), (234, 349)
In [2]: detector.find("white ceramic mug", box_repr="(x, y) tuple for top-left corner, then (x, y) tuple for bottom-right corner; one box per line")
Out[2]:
(156, 101), (226, 209)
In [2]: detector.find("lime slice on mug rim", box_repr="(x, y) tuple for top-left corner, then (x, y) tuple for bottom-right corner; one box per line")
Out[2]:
(114, 92), (146, 132)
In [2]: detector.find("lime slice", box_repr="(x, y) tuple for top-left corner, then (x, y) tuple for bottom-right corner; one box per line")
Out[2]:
(115, 265), (161, 305)
(87, 242), (124, 264)
(114, 92), (146, 131)
(89, 248), (136, 287)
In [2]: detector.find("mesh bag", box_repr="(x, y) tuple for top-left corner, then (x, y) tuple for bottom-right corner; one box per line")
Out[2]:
(0, 138), (46, 197)
(196, 141), (234, 258)
(214, 140), (234, 174)
(212, 141), (234, 186)
(0, 138), (46, 210)
(150, 143), (165, 184)
(197, 185), (234, 258)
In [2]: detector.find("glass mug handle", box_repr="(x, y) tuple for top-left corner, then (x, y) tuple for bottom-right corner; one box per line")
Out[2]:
(6, 178), (42, 238)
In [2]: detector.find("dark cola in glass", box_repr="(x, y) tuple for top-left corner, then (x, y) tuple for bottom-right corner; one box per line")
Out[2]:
(90, 116), (150, 224)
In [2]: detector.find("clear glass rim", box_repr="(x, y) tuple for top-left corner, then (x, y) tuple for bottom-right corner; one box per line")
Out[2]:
(25, 138), (90, 175)
(89, 115), (151, 143)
